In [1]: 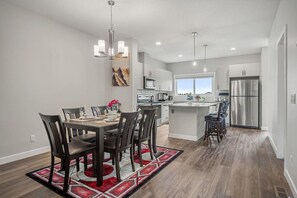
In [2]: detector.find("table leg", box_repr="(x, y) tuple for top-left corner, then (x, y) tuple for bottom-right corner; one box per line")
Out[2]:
(96, 128), (104, 186)
(152, 117), (157, 154)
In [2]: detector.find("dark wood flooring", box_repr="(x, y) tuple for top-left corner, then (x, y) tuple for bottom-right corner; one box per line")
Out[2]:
(0, 125), (293, 198)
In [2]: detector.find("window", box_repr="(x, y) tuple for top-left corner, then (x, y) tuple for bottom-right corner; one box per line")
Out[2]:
(175, 74), (214, 95)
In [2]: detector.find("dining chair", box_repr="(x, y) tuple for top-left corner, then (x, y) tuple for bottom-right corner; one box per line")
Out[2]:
(133, 109), (156, 167)
(91, 106), (108, 116)
(62, 107), (96, 143)
(104, 111), (140, 182)
(39, 113), (96, 193)
(91, 106), (118, 137)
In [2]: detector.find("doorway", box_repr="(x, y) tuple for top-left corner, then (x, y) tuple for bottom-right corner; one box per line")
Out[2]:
(276, 25), (287, 159)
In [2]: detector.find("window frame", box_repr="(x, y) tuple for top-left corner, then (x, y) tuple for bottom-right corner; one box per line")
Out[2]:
(174, 72), (215, 96)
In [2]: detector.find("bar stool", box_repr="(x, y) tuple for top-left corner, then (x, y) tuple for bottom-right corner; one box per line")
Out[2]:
(204, 102), (224, 142)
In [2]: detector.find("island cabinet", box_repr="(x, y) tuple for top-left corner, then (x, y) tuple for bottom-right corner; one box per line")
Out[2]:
(155, 68), (173, 91)
(229, 63), (260, 78)
(168, 103), (217, 141)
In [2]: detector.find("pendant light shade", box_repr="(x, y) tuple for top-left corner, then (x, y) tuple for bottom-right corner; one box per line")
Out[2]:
(203, 44), (208, 72)
(192, 32), (198, 66)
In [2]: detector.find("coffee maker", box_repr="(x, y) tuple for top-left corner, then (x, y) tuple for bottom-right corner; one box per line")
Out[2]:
(157, 93), (168, 101)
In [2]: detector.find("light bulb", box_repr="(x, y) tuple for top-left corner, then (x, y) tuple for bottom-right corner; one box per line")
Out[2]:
(94, 45), (100, 57)
(203, 68), (207, 72)
(193, 60), (197, 66)
(122, 46), (129, 57)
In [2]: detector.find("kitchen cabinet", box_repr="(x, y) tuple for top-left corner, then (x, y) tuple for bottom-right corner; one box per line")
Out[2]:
(217, 65), (229, 90)
(155, 68), (173, 91)
(229, 63), (260, 78)
(143, 63), (156, 78)
(161, 103), (171, 123)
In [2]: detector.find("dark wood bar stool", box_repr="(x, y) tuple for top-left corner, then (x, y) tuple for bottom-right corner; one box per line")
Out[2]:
(204, 102), (225, 142)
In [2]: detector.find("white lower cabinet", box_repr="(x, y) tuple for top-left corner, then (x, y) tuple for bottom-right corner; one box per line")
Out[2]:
(161, 104), (170, 123)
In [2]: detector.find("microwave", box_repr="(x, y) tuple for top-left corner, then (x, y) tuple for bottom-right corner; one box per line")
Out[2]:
(143, 77), (156, 90)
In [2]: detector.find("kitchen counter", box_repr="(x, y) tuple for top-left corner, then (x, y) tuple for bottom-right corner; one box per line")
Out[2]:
(168, 102), (216, 141)
(169, 102), (217, 108)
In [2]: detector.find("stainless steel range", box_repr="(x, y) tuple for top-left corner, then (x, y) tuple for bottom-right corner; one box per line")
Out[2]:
(137, 94), (162, 126)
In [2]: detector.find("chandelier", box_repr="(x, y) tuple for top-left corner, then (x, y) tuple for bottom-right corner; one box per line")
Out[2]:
(192, 32), (198, 66)
(94, 0), (128, 59)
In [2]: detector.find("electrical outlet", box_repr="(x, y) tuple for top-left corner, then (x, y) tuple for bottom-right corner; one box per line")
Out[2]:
(30, 134), (36, 142)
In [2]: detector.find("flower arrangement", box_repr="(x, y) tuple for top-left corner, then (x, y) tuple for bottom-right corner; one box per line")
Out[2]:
(107, 99), (119, 108)
(107, 99), (121, 113)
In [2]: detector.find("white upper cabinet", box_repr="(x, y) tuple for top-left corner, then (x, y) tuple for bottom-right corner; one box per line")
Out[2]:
(217, 65), (229, 90)
(229, 63), (260, 77)
(143, 63), (156, 78)
(155, 68), (173, 91)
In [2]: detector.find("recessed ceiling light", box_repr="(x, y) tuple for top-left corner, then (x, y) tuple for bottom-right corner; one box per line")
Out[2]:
(203, 68), (207, 72)
(178, 54), (183, 58)
(230, 47), (236, 51)
(155, 42), (162, 46)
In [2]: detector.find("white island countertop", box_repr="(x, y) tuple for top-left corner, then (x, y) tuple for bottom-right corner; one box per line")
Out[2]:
(169, 102), (217, 108)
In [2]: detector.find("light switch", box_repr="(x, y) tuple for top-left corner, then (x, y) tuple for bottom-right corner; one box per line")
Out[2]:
(290, 94), (296, 104)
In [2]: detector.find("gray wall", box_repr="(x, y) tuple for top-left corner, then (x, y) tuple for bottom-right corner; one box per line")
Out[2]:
(167, 54), (261, 101)
(263, 0), (297, 196)
(0, 1), (110, 159)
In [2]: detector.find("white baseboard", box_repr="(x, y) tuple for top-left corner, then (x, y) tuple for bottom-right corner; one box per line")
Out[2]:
(285, 168), (297, 198)
(267, 132), (279, 158)
(261, 126), (269, 131)
(0, 146), (50, 165)
(168, 133), (198, 141)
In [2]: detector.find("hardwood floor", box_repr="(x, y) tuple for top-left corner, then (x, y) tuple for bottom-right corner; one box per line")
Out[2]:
(0, 125), (293, 198)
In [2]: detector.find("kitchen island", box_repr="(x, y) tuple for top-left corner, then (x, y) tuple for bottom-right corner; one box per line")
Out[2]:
(168, 102), (217, 141)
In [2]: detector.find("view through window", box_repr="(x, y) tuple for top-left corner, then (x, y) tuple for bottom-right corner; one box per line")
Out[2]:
(176, 76), (213, 95)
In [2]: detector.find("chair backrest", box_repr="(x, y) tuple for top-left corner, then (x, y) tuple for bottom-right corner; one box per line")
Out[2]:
(115, 111), (139, 150)
(91, 106), (107, 116)
(138, 109), (157, 141)
(39, 113), (69, 157)
(217, 102), (224, 121)
(62, 107), (85, 140)
(221, 102), (229, 117)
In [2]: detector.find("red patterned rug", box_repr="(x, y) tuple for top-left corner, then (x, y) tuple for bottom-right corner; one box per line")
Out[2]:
(26, 145), (182, 198)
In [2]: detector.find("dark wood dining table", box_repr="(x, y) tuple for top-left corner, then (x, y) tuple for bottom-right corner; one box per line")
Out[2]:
(63, 115), (158, 186)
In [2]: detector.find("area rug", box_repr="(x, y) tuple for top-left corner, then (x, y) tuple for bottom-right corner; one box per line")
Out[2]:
(26, 145), (183, 198)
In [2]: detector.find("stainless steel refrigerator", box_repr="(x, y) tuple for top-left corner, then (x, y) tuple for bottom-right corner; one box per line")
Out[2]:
(230, 78), (259, 128)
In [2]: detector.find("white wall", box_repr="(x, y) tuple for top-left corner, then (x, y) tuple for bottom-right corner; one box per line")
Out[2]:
(264, 0), (297, 196)
(261, 47), (270, 130)
(0, 1), (110, 161)
(167, 54), (261, 101)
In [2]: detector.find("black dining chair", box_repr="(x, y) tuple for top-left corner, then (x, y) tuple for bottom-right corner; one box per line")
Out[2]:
(133, 109), (156, 167)
(91, 106), (118, 137)
(91, 106), (108, 116)
(104, 111), (140, 182)
(62, 107), (96, 143)
(39, 113), (96, 193)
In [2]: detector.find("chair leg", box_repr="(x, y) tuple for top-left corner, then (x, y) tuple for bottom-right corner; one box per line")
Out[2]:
(120, 152), (123, 161)
(76, 158), (80, 172)
(148, 139), (154, 160)
(110, 153), (115, 165)
(49, 154), (55, 184)
(115, 152), (121, 182)
(92, 152), (96, 177)
(217, 123), (221, 143)
(130, 147), (135, 172)
(63, 159), (70, 193)
(204, 121), (208, 141)
(84, 155), (88, 171)
(138, 143), (143, 167)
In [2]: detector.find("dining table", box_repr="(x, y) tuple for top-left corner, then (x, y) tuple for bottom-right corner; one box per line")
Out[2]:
(63, 114), (158, 186)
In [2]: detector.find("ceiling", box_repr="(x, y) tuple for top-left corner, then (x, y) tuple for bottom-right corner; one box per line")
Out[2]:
(6, 0), (280, 63)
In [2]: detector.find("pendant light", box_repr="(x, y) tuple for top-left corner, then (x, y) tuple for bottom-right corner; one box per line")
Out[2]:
(192, 32), (197, 66)
(203, 44), (208, 72)
(94, 0), (128, 59)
